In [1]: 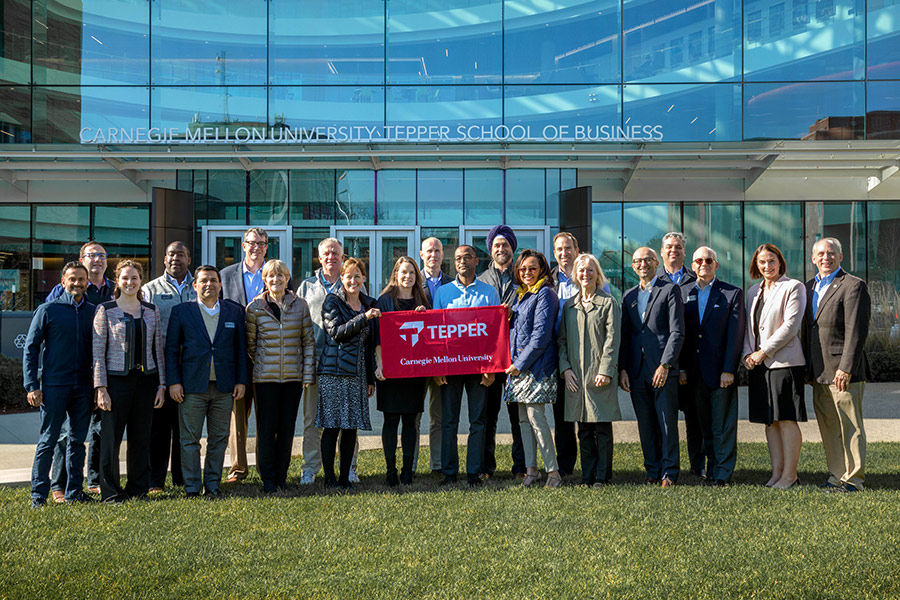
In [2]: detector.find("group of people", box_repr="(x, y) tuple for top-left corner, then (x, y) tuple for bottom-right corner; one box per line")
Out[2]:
(23, 224), (871, 508)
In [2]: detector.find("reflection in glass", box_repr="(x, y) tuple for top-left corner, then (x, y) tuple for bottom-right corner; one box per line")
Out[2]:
(683, 203), (743, 288)
(623, 83), (740, 142)
(1, 0), (30, 84)
(270, 0), (384, 85)
(336, 170), (375, 225)
(249, 171), (289, 226)
(381, 236), (412, 294)
(868, 0), (900, 79)
(506, 170), (545, 226)
(805, 202), (865, 279)
(464, 170), (503, 225)
(505, 0), (619, 84)
(33, 205), (91, 305)
(386, 86), (501, 132)
(622, 202), (680, 289)
(292, 228), (331, 284)
(866, 81), (900, 140)
(0, 205), (31, 310)
(204, 170), (247, 225)
(270, 86), (384, 134)
(151, 86), (266, 134)
(743, 0), (864, 81)
(623, 0), (741, 83)
(867, 201), (900, 349)
(342, 235), (371, 284)
(33, 86), (148, 144)
(0, 86), (31, 143)
(744, 202), (804, 284)
(33, 0), (150, 85)
(290, 170), (335, 226)
(93, 205), (150, 277)
(744, 82), (864, 140)
(417, 170), (462, 227)
(591, 202), (624, 300)
(377, 170), (416, 226)
(504, 85), (620, 135)
(387, 0), (501, 84)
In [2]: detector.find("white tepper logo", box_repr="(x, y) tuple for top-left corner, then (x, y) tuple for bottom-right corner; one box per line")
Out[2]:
(398, 321), (424, 347)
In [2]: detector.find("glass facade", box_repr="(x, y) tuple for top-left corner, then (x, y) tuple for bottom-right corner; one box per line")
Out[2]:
(1, 0), (899, 143)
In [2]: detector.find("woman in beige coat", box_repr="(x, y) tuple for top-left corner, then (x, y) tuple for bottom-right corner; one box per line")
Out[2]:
(245, 259), (315, 493)
(558, 253), (621, 487)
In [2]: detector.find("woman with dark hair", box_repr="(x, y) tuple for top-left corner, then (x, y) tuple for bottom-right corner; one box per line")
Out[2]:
(374, 257), (429, 486)
(93, 260), (166, 503)
(505, 249), (562, 488)
(317, 257), (381, 489)
(743, 243), (807, 489)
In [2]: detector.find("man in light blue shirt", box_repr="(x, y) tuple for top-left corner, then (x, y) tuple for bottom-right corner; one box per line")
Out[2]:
(433, 245), (500, 486)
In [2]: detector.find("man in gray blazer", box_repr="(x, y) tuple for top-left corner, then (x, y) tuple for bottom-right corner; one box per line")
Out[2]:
(802, 237), (871, 493)
(620, 247), (685, 487)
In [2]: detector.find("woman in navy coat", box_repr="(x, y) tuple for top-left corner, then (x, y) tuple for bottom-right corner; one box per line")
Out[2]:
(505, 249), (562, 488)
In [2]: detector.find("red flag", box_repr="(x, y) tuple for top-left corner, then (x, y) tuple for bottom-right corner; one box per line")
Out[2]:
(380, 306), (511, 378)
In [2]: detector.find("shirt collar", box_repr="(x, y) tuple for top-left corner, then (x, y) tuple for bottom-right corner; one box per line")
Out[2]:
(425, 271), (443, 282)
(242, 261), (262, 276)
(639, 276), (658, 291)
(667, 265), (685, 278)
(165, 272), (188, 287)
(694, 277), (716, 291)
(557, 269), (572, 284)
(454, 276), (479, 289)
(815, 267), (842, 285)
(197, 298), (220, 315)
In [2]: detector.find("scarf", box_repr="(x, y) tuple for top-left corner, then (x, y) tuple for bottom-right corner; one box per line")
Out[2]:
(516, 276), (548, 302)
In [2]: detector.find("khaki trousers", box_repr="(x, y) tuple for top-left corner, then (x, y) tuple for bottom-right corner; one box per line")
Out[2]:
(227, 384), (253, 479)
(813, 381), (866, 488)
(301, 380), (357, 477)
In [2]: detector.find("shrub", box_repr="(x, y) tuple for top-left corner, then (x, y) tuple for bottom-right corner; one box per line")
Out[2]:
(0, 355), (27, 411)
(867, 349), (900, 383)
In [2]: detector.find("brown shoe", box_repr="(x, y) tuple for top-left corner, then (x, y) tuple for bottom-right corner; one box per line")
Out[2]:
(643, 477), (659, 486)
(148, 487), (164, 494)
(515, 472), (527, 480)
(52, 490), (66, 504)
(661, 477), (676, 488)
(87, 487), (100, 495)
(225, 475), (242, 484)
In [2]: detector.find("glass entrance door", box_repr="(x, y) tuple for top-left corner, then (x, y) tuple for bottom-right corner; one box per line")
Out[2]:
(202, 226), (292, 273)
(460, 226), (551, 275)
(332, 227), (420, 294)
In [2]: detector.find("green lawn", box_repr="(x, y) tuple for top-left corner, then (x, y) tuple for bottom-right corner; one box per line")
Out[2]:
(2, 442), (900, 600)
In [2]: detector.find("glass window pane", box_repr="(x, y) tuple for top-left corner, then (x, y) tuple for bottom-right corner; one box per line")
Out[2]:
(0, 205), (31, 311)
(592, 202), (624, 300)
(152, 0), (266, 85)
(376, 170), (416, 226)
(386, 85), (501, 133)
(546, 169), (560, 228)
(623, 83), (741, 142)
(93, 205), (150, 276)
(336, 170), (375, 225)
(868, 0), (900, 79)
(623, 202), (681, 289)
(623, 0), (741, 83)
(464, 170), (502, 225)
(270, 0), (384, 85)
(683, 202), (743, 288)
(0, 85), (31, 143)
(387, 0), (501, 84)
(249, 171), (289, 226)
(417, 170), (462, 227)
(341, 234), (371, 282)
(33, 0), (150, 85)
(292, 227), (331, 285)
(290, 170), (335, 226)
(270, 86), (384, 135)
(867, 81), (900, 140)
(805, 201), (865, 280)
(867, 201), (900, 349)
(204, 170), (247, 225)
(150, 86), (266, 134)
(32, 205), (91, 305)
(505, 0), (620, 84)
(33, 86), (148, 144)
(504, 85), (621, 137)
(1, 0), (30, 84)
(744, 82), (864, 140)
(505, 170), (545, 226)
(419, 227), (458, 280)
(743, 0), (864, 81)
(744, 202), (804, 285)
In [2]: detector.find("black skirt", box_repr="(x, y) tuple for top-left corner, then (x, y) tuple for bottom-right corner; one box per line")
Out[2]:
(748, 364), (807, 425)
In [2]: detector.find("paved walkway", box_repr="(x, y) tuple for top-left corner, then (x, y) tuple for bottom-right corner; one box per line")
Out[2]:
(2, 384), (898, 486)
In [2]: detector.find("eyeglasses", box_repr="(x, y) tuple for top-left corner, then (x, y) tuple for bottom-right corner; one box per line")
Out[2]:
(632, 257), (655, 265)
(454, 255), (476, 262)
(245, 241), (268, 248)
(693, 257), (716, 265)
(82, 252), (108, 260)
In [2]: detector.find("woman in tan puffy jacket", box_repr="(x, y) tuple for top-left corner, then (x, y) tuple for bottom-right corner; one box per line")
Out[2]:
(245, 259), (315, 493)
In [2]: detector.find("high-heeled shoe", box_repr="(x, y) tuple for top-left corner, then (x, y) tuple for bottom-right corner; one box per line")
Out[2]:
(545, 474), (562, 489)
(522, 473), (542, 487)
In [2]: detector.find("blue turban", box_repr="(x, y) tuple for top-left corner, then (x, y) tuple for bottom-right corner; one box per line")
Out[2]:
(487, 225), (517, 252)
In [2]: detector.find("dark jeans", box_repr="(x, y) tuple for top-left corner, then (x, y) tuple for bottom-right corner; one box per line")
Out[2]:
(483, 373), (525, 476)
(554, 382), (578, 474)
(382, 411), (418, 475)
(31, 384), (92, 501)
(678, 381), (707, 473)
(578, 422), (613, 485)
(150, 393), (183, 488)
(254, 382), (302, 492)
(630, 361), (680, 481)
(51, 407), (102, 490)
(690, 378), (739, 483)
(322, 427), (357, 485)
(441, 374), (487, 478)
(100, 371), (156, 501)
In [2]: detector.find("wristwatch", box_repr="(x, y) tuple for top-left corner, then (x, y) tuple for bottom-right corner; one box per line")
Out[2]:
(661, 363), (672, 370)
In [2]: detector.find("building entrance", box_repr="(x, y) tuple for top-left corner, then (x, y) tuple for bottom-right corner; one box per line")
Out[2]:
(201, 226), (293, 271)
(331, 227), (420, 295)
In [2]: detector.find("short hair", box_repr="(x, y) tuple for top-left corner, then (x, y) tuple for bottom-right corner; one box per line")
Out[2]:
(455, 244), (476, 256)
(165, 241), (190, 256)
(749, 243), (787, 279)
(513, 249), (552, 287)
(553, 232), (579, 250)
(662, 232), (686, 247)
(193, 265), (221, 281)
(692, 246), (718, 262)
(79, 240), (105, 257)
(113, 259), (144, 299)
(382, 257), (430, 307)
(318, 237), (343, 255)
(572, 253), (608, 289)
(421, 237), (443, 252)
(242, 227), (269, 243)
(262, 259), (291, 282)
(341, 257), (367, 279)
(813, 237), (843, 256)
(62, 261), (88, 278)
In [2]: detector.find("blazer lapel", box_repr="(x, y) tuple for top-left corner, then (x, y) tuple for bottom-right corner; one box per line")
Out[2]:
(701, 283), (722, 325)
(187, 302), (213, 344)
(211, 305), (227, 344)
(814, 272), (843, 322)
(642, 283), (663, 326)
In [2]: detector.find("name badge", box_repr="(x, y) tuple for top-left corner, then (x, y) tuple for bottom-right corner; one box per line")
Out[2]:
(225, 322), (235, 329)
(160, 293), (173, 299)
(686, 297), (696, 302)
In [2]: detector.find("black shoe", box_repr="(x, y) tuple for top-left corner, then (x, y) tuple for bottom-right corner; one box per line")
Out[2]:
(31, 497), (46, 510)
(431, 469), (443, 476)
(185, 491), (201, 498)
(690, 468), (707, 479)
(467, 474), (483, 487)
(65, 491), (96, 504)
(400, 470), (413, 485)
(439, 475), (457, 486)
(714, 480), (729, 487)
(204, 489), (222, 500)
(834, 483), (861, 493)
(324, 477), (341, 489)
(818, 481), (840, 490)
(106, 495), (128, 504)
(386, 470), (400, 487)
(339, 479), (353, 490)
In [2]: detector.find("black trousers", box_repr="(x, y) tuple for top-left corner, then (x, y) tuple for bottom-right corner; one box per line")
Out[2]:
(100, 371), (156, 501)
(578, 422), (613, 484)
(149, 394), (183, 488)
(322, 427), (357, 485)
(483, 373), (526, 475)
(254, 382), (302, 492)
(554, 382), (578, 474)
(382, 412), (418, 475)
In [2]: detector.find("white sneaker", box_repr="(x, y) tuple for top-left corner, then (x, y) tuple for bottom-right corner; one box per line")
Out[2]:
(348, 468), (360, 483)
(299, 472), (315, 485)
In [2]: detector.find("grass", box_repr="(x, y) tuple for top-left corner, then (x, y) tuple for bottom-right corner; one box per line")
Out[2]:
(2, 442), (900, 599)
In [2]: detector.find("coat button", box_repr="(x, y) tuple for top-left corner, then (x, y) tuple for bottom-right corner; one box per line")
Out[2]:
(698, 334), (703, 339)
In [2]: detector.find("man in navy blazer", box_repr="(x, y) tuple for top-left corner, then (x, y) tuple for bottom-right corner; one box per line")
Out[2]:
(620, 247), (685, 487)
(679, 246), (746, 486)
(166, 265), (248, 497)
